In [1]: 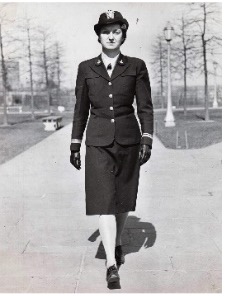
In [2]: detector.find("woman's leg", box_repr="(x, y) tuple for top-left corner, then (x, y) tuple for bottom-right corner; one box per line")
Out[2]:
(99, 214), (117, 268)
(115, 212), (129, 246)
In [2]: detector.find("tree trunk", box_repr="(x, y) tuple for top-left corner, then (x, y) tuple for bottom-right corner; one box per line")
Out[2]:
(203, 43), (209, 120)
(182, 17), (187, 116)
(27, 27), (35, 120)
(0, 24), (8, 126)
(43, 42), (51, 114)
(56, 43), (61, 106)
(183, 52), (187, 116)
(184, 73), (187, 116)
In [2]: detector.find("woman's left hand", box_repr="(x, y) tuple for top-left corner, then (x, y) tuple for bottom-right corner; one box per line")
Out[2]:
(139, 144), (151, 166)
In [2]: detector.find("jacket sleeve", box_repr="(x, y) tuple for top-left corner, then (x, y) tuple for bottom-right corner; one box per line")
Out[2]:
(70, 63), (90, 151)
(135, 59), (154, 148)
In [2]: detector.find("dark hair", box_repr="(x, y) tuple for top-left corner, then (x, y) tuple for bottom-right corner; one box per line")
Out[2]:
(97, 23), (127, 45)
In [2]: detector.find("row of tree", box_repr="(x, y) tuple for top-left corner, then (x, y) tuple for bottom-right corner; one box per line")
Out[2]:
(151, 2), (221, 120)
(0, 4), (65, 125)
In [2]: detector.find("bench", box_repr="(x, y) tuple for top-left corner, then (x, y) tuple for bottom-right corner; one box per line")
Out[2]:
(42, 116), (62, 131)
(6, 106), (22, 113)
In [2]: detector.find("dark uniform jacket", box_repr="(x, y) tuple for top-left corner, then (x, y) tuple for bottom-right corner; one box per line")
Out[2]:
(70, 53), (154, 151)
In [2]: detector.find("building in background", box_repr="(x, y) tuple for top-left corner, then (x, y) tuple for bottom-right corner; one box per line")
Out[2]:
(0, 61), (21, 106)
(6, 61), (20, 90)
(0, 61), (20, 91)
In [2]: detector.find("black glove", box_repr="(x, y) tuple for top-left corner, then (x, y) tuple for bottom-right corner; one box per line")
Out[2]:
(139, 144), (151, 166)
(70, 151), (81, 170)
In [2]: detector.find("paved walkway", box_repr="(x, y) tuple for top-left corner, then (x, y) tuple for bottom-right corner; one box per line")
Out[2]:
(0, 124), (221, 292)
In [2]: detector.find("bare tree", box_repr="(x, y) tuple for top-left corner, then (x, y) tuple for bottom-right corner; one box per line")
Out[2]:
(0, 13), (20, 124)
(36, 26), (56, 114)
(0, 24), (8, 125)
(0, 4), (11, 126)
(171, 14), (198, 115)
(187, 2), (222, 121)
(55, 42), (61, 106)
(53, 41), (66, 106)
(15, 17), (38, 119)
(27, 20), (35, 119)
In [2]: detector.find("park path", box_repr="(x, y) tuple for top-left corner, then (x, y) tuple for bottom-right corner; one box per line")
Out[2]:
(0, 123), (221, 292)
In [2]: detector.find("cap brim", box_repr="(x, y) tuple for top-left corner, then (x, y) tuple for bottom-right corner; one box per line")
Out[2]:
(94, 19), (129, 34)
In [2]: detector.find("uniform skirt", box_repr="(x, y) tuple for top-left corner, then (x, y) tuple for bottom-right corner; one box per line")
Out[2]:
(85, 140), (141, 215)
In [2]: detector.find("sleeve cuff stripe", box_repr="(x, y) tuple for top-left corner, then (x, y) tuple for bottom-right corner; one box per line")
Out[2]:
(71, 139), (82, 144)
(142, 133), (153, 139)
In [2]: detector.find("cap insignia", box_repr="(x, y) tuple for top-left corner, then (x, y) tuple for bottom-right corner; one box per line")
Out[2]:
(106, 10), (115, 19)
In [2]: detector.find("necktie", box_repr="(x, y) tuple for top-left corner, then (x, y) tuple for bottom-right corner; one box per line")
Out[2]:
(107, 63), (112, 70)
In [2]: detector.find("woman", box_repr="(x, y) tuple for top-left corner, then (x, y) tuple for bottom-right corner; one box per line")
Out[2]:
(70, 10), (154, 285)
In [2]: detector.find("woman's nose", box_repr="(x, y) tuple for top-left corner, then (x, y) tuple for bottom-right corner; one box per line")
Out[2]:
(108, 32), (114, 39)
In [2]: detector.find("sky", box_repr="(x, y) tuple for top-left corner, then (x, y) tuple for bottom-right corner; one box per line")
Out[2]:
(2, 2), (222, 89)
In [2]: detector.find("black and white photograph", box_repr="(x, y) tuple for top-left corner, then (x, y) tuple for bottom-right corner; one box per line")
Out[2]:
(0, 1), (222, 293)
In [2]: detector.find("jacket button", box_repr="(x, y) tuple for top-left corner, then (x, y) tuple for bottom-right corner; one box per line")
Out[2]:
(109, 106), (113, 111)
(111, 119), (115, 123)
(109, 94), (113, 98)
(108, 82), (112, 86)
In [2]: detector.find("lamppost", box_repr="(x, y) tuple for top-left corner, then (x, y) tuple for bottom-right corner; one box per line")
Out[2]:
(164, 22), (175, 127)
(212, 61), (218, 108)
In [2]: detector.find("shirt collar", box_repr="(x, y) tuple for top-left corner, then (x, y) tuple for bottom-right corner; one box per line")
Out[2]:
(101, 52), (120, 68)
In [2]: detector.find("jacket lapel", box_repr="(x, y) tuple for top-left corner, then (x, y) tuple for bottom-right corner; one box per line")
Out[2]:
(89, 53), (130, 81)
(89, 55), (110, 81)
(111, 53), (130, 81)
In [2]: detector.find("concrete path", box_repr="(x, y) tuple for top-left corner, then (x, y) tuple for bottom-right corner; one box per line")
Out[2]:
(0, 124), (221, 293)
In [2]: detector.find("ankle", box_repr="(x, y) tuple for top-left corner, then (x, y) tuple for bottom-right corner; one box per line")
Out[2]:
(115, 241), (122, 247)
(106, 260), (117, 268)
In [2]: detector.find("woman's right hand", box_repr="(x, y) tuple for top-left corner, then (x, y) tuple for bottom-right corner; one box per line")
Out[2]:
(70, 151), (81, 170)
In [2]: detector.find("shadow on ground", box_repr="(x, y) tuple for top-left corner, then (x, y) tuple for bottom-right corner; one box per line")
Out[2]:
(88, 215), (157, 260)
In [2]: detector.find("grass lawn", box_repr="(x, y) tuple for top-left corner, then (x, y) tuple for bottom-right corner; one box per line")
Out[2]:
(0, 107), (222, 165)
(154, 108), (222, 149)
(0, 112), (73, 165)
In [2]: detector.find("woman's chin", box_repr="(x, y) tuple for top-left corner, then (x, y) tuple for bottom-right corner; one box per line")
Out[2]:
(104, 47), (119, 51)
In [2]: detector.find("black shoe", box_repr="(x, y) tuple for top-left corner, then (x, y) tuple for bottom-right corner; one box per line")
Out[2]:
(106, 264), (120, 283)
(115, 245), (125, 265)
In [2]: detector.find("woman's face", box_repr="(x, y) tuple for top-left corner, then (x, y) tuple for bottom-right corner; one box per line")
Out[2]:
(99, 24), (123, 50)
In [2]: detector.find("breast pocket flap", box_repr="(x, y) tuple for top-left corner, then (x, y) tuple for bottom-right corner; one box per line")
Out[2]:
(85, 74), (100, 79)
(121, 71), (136, 77)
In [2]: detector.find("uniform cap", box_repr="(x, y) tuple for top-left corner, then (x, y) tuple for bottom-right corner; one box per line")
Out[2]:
(94, 10), (129, 35)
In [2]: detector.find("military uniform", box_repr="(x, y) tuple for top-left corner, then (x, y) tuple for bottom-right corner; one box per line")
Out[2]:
(71, 53), (153, 215)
